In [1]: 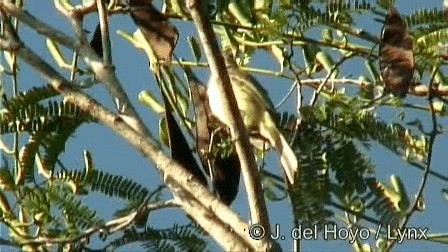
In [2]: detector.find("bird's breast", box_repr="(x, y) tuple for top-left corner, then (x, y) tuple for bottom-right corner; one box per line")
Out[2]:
(207, 79), (229, 125)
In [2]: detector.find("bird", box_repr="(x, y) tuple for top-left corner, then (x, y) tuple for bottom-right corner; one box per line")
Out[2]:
(207, 50), (298, 185)
(379, 6), (415, 97)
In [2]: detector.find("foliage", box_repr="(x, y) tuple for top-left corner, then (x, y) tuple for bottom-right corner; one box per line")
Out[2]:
(105, 224), (207, 251)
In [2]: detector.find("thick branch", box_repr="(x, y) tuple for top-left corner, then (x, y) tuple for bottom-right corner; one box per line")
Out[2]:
(1, 2), (150, 138)
(410, 84), (448, 97)
(63, 89), (255, 250)
(187, 0), (272, 239)
(0, 33), (262, 251)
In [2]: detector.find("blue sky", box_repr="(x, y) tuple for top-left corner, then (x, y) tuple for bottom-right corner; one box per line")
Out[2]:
(1, 0), (447, 251)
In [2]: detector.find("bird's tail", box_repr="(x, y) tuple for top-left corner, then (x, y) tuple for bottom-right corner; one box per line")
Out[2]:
(260, 118), (298, 185)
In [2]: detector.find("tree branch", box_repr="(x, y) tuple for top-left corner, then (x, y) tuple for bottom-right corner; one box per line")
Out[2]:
(1, 2), (151, 138)
(387, 69), (439, 250)
(96, 0), (112, 64)
(19, 200), (179, 246)
(186, 0), (272, 242)
(0, 28), (262, 251)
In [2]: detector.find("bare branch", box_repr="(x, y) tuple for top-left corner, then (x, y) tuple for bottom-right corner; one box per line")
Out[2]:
(19, 200), (179, 246)
(0, 29), (259, 251)
(309, 55), (353, 106)
(0, 2), (150, 138)
(96, 0), (112, 64)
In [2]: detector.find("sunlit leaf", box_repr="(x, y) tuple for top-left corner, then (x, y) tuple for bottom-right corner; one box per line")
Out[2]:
(46, 39), (71, 69)
(138, 90), (165, 114)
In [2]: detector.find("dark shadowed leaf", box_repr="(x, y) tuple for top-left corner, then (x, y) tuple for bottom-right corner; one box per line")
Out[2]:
(187, 36), (202, 62)
(161, 86), (207, 187)
(211, 152), (241, 205)
(130, 2), (179, 65)
(89, 23), (103, 58)
(186, 67), (241, 205)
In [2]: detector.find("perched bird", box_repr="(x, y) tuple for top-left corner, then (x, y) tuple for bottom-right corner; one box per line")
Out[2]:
(379, 6), (415, 97)
(207, 50), (298, 185)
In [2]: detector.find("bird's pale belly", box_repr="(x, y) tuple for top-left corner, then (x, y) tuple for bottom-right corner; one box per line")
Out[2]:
(207, 80), (263, 130)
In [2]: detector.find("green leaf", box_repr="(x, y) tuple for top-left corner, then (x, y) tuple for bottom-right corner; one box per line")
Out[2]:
(263, 176), (287, 201)
(428, 233), (448, 244)
(165, 0), (188, 16)
(316, 51), (337, 77)
(302, 44), (321, 75)
(55, 0), (74, 11)
(159, 116), (169, 147)
(46, 39), (71, 69)
(322, 28), (333, 42)
(442, 188), (448, 201)
(0, 167), (15, 191)
(138, 90), (165, 114)
(228, 0), (254, 26)
(391, 175), (410, 211)
(365, 59), (380, 82)
(187, 36), (202, 62)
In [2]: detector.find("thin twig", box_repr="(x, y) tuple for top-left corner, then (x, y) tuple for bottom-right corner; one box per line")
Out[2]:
(0, 237), (19, 248)
(0, 138), (14, 154)
(407, 160), (448, 183)
(328, 23), (380, 44)
(11, 24), (20, 178)
(234, 34), (374, 58)
(167, 7), (448, 64)
(69, 51), (79, 81)
(330, 202), (382, 227)
(96, 0), (112, 64)
(275, 79), (297, 109)
(0, 5), (31, 237)
(19, 200), (178, 246)
(283, 15), (303, 250)
(172, 60), (448, 98)
(309, 55), (353, 107)
(386, 68), (439, 250)
(263, 170), (385, 227)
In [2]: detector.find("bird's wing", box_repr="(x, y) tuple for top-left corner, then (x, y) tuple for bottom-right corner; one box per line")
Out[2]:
(223, 50), (277, 115)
